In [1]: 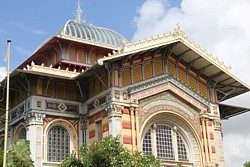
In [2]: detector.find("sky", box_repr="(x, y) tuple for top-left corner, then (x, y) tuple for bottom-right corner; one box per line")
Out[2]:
(0, 0), (250, 166)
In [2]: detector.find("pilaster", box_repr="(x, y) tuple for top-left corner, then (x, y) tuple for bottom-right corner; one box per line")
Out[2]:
(80, 116), (88, 146)
(106, 104), (123, 137)
(24, 112), (46, 167)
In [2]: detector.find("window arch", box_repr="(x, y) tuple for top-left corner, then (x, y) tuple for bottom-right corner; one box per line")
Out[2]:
(142, 124), (189, 162)
(47, 126), (70, 162)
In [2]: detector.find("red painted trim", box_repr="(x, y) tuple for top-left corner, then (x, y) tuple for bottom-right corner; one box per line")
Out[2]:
(122, 121), (132, 129)
(95, 112), (102, 120)
(208, 120), (213, 126)
(122, 108), (130, 115)
(211, 146), (216, 153)
(210, 132), (214, 140)
(103, 123), (109, 132)
(89, 130), (95, 138)
(123, 136), (132, 144)
(89, 115), (95, 124)
(102, 110), (108, 118)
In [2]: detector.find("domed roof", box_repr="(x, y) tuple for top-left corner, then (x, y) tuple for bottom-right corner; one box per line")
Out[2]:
(63, 20), (128, 47)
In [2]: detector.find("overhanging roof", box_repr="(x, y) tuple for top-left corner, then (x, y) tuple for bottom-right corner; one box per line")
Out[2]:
(97, 24), (250, 101)
(219, 103), (250, 119)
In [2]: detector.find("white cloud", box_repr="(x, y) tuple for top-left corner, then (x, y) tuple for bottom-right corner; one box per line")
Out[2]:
(0, 67), (7, 81)
(133, 0), (250, 166)
(133, 0), (250, 85)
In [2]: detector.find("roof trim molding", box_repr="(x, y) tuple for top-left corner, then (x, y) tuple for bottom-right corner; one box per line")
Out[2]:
(98, 24), (231, 71)
(22, 61), (81, 79)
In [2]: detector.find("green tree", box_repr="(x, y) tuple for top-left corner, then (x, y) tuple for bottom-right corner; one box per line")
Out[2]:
(244, 161), (250, 167)
(7, 139), (34, 167)
(0, 148), (3, 167)
(61, 136), (160, 167)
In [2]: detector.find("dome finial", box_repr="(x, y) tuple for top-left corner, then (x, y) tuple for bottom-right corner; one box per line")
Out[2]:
(75, 0), (85, 23)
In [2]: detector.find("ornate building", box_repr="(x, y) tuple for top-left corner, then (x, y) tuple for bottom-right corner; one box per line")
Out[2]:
(0, 2), (249, 167)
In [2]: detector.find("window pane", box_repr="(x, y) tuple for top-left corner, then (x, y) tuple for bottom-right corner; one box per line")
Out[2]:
(47, 126), (70, 162)
(177, 133), (188, 160)
(142, 130), (152, 155)
(156, 125), (174, 159)
(18, 128), (26, 140)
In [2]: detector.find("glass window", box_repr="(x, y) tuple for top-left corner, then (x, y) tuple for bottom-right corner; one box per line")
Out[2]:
(177, 134), (188, 160)
(142, 124), (188, 162)
(156, 125), (174, 159)
(142, 131), (152, 155)
(47, 126), (70, 162)
(18, 128), (26, 140)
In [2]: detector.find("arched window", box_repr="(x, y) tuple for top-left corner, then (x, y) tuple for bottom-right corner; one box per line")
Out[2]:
(18, 128), (26, 140)
(142, 124), (188, 162)
(47, 126), (70, 162)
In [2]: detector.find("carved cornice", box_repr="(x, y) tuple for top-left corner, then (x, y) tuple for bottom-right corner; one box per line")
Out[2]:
(24, 112), (46, 125)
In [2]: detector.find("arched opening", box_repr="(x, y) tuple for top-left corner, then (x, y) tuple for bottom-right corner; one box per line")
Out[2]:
(141, 112), (202, 167)
(14, 124), (27, 143)
(47, 126), (70, 162)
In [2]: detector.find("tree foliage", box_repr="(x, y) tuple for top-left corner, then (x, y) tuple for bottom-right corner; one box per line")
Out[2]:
(7, 140), (34, 167)
(0, 148), (3, 167)
(244, 161), (250, 167)
(61, 136), (160, 167)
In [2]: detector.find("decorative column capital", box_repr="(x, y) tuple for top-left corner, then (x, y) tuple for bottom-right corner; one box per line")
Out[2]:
(24, 112), (46, 126)
(80, 116), (87, 130)
(106, 104), (123, 118)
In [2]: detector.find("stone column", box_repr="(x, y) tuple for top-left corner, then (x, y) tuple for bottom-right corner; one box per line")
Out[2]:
(151, 123), (157, 157)
(130, 107), (135, 150)
(24, 112), (46, 167)
(172, 126), (178, 161)
(201, 118), (209, 166)
(134, 107), (140, 151)
(106, 104), (123, 138)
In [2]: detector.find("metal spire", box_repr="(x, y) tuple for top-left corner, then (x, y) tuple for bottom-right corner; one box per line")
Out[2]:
(75, 0), (85, 23)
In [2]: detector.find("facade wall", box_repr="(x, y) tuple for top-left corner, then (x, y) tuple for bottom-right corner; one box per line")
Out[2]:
(0, 37), (228, 167)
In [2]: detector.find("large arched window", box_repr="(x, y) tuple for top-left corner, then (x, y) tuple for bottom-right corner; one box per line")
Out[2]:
(47, 126), (70, 162)
(142, 124), (189, 162)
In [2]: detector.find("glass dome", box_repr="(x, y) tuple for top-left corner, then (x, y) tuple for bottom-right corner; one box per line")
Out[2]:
(63, 20), (128, 47)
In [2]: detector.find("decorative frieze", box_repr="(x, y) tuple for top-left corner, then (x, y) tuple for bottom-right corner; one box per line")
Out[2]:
(10, 104), (25, 121)
(46, 101), (79, 113)
(87, 95), (107, 111)
(139, 91), (201, 134)
(128, 74), (210, 106)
